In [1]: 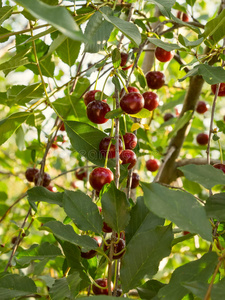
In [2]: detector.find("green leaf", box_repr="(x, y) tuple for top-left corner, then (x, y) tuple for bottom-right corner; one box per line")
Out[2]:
(43, 220), (98, 252)
(142, 182), (212, 241)
(16, 242), (62, 266)
(63, 190), (103, 234)
(168, 110), (193, 139)
(0, 6), (13, 26)
(15, 126), (25, 151)
(147, 0), (176, 18)
(121, 224), (173, 293)
(178, 164), (225, 189)
(130, 108), (152, 119)
(112, 48), (121, 69)
(27, 186), (63, 206)
(0, 112), (32, 146)
(148, 37), (180, 51)
(56, 37), (81, 66)
(81, 297), (133, 300)
(178, 35), (203, 48)
(101, 181), (130, 233)
(125, 197), (164, 245)
(105, 107), (123, 119)
(202, 9), (225, 44)
(101, 11), (141, 46)
(0, 273), (37, 300)
(205, 193), (225, 221)
(137, 280), (166, 300)
(65, 121), (107, 166)
(14, 82), (43, 104)
(0, 49), (30, 75)
(158, 252), (218, 300)
(15, 0), (86, 42)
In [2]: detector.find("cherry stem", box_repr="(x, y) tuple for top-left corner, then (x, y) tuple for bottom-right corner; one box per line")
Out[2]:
(104, 140), (112, 168)
(94, 66), (102, 90)
(115, 72), (128, 94)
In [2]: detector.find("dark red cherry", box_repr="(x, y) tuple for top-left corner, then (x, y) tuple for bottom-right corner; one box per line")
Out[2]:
(81, 237), (100, 259)
(87, 100), (110, 124)
(213, 163), (225, 174)
(183, 231), (190, 235)
(83, 90), (101, 106)
(155, 47), (173, 63)
(196, 133), (209, 145)
(98, 207), (113, 233)
(130, 172), (140, 189)
(177, 11), (189, 22)
(103, 238), (126, 260)
(25, 167), (39, 182)
(99, 137), (123, 158)
(146, 71), (165, 90)
(59, 122), (65, 131)
(89, 167), (114, 192)
(92, 278), (113, 295)
(123, 132), (137, 150)
(143, 91), (159, 111)
(75, 168), (87, 181)
(120, 150), (137, 169)
(46, 185), (57, 192)
(120, 52), (133, 70)
(120, 92), (144, 115)
(120, 86), (140, 98)
(196, 101), (208, 114)
(211, 83), (225, 97)
(34, 172), (51, 187)
(146, 159), (159, 172)
(163, 113), (174, 122)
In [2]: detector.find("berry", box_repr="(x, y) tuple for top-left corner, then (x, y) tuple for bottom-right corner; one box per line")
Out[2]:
(86, 100), (110, 124)
(163, 113), (174, 122)
(34, 172), (51, 187)
(103, 238), (126, 260)
(143, 91), (159, 111)
(99, 137), (123, 158)
(211, 83), (225, 97)
(120, 86), (140, 98)
(120, 92), (144, 115)
(146, 71), (165, 90)
(183, 231), (190, 235)
(146, 159), (159, 172)
(120, 52), (133, 70)
(177, 11), (189, 22)
(120, 150), (137, 169)
(46, 185), (57, 192)
(81, 237), (100, 259)
(213, 163), (225, 174)
(89, 167), (114, 192)
(123, 132), (137, 150)
(98, 207), (113, 233)
(129, 172), (140, 189)
(59, 123), (65, 131)
(83, 90), (101, 106)
(11, 236), (18, 244)
(92, 278), (113, 295)
(75, 168), (87, 181)
(196, 101), (208, 114)
(196, 133), (209, 145)
(25, 167), (39, 182)
(70, 181), (78, 189)
(51, 137), (58, 149)
(155, 47), (173, 63)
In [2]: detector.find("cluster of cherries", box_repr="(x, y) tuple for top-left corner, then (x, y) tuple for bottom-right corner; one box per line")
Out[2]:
(25, 167), (54, 191)
(51, 122), (66, 149)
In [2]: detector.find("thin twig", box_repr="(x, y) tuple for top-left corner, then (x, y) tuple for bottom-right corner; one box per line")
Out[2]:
(70, 53), (86, 94)
(203, 258), (222, 300)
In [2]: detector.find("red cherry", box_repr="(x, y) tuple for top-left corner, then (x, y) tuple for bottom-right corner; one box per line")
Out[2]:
(163, 113), (174, 122)
(183, 231), (190, 235)
(196, 133), (209, 145)
(120, 86), (140, 98)
(87, 100), (110, 124)
(34, 172), (51, 187)
(155, 47), (173, 63)
(146, 71), (165, 90)
(25, 167), (39, 182)
(213, 163), (225, 174)
(177, 11), (189, 22)
(81, 237), (100, 259)
(89, 167), (114, 192)
(130, 172), (140, 189)
(146, 159), (159, 172)
(196, 101), (208, 114)
(120, 150), (137, 169)
(143, 91), (159, 111)
(70, 181), (78, 189)
(120, 52), (129, 67)
(103, 238), (126, 260)
(83, 90), (101, 106)
(75, 168), (87, 181)
(92, 278), (113, 295)
(120, 92), (144, 115)
(98, 207), (113, 233)
(211, 83), (225, 97)
(46, 185), (57, 192)
(99, 137), (123, 158)
(123, 133), (137, 150)
(59, 123), (65, 131)
(51, 137), (58, 149)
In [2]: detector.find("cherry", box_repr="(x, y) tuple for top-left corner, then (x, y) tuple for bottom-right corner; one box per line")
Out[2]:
(59, 122), (65, 131)
(92, 278), (113, 295)
(196, 133), (209, 145)
(81, 237), (100, 259)
(211, 83), (225, 97)
(123, 132), (137, 150)
(83, 90), (101, 106)
(120, 86), (140, 98)
(103, 238), (126, 260)
(146, 159), (159, 172)
(99, 136), (123, 158)
(196, 101), (208, 114)
(98, 207), (113, 233)
(70, 181), (78, 189)
(120, 52), (133, 70)
(89, 167), (114, 192)
(155, 47), (173, 63)
(213, 163), (225, 174)
(75, 168), (87, 181)
(120, 92), (144, 115)
(183, 231), (190, 235)
(46, 185), (57, 192)
(87, 100), (110, 124)
(34, 172), (51, 187)
(11, 236), (18, 244)
(177, 11), (189, 22)
(120, 150), (137, 169)
(129, 172), (140, 189)
(143, 91), (159, 111)
(25, 167), (39, 182)
(51, 137), (58, 149)
(163, 113), (174, 122)
(146, 71), (165, 90)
